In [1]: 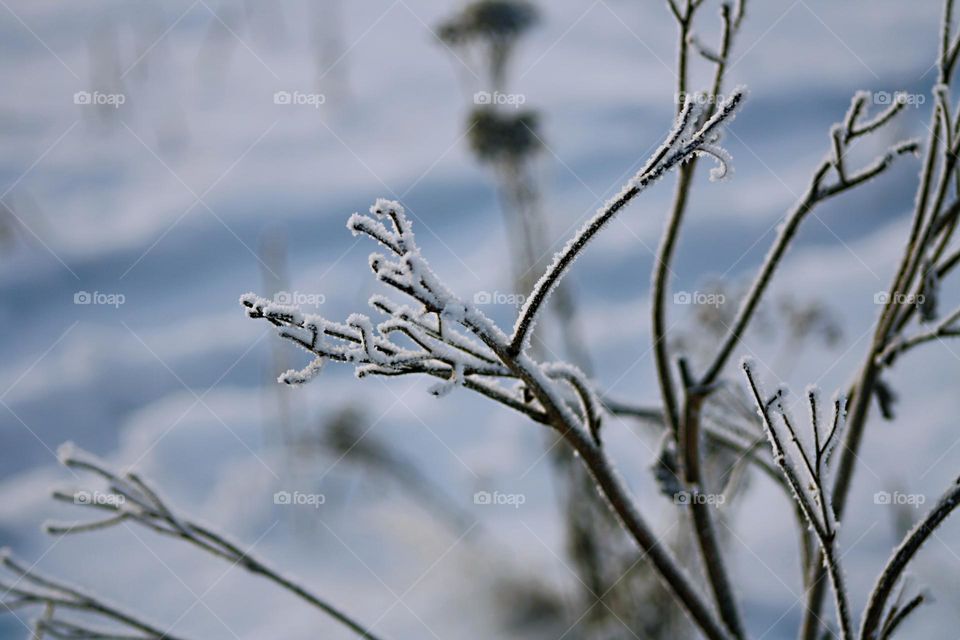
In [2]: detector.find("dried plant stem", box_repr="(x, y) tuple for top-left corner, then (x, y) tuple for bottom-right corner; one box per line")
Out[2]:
(877, 593), (925, 640)
(802, 6), (958, 634)
(702, 139), (917, 389)
(652, 164), (692, 436)
(509, 90), (744, 355)
(678, 361), (745, 639)
(49, 449), (386, 640)
(651, 7), (747, 633)
(606, 398), (786, 485)
(878, 307), (960, 365)
(743, 366), (853, 639)
(859, 478), (960, 640)
(245, 184), (744, 639)
(0, 551), (190, 640)
(488, 350), (736, 640)
(886, 134), (960, 337)
(653, 0), (737, 438)
(652, 0), (703, 436)
(565, 426), (736, 640)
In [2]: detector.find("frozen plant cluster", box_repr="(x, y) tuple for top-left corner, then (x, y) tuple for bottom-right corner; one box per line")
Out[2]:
(7, 0), (960, 639)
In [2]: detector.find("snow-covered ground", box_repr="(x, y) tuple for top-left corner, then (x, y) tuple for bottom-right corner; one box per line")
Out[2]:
(0, 1), (958, 638)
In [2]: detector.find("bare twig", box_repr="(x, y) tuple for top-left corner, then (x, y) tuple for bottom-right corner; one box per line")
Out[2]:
(677, 359), (745, 639)
(860, 477), (960, 640)
(742, 362), (853, 639)
(877, 306), (960, 366)
(0, 550), (189, 640)
(44, 445), (386, 640)
(804, 5), (960, 633)
(878, 592), (925, 640)
(243, 196), (737, 640)
(701, 100), (919, 387)
(509, 88), (745, 357)
(653, 0), (742, 439)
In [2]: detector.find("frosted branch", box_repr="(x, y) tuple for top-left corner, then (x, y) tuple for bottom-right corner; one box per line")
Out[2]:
(509, 88), (746, 356)
(806, 8), (960, 632)
(543, 362), (603, 444)
(860, 477), (960, 640)
(742, 361), (852, 639)
(44, 444), (386, 640)
(0, 549), (189, 640)
(701, 94), (919, 386)
(652, 0), (744, 443)
(877, 591), (926, 640)
(877, 306), (960, 366)
(688, 32), (723, 63)
(677, 359), (746, 639)
(242, 194), (736, 640)
(843, 91), (908, 143)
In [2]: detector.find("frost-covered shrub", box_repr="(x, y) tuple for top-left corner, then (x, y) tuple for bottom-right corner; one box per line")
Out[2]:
(6, 2), (960, 640)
